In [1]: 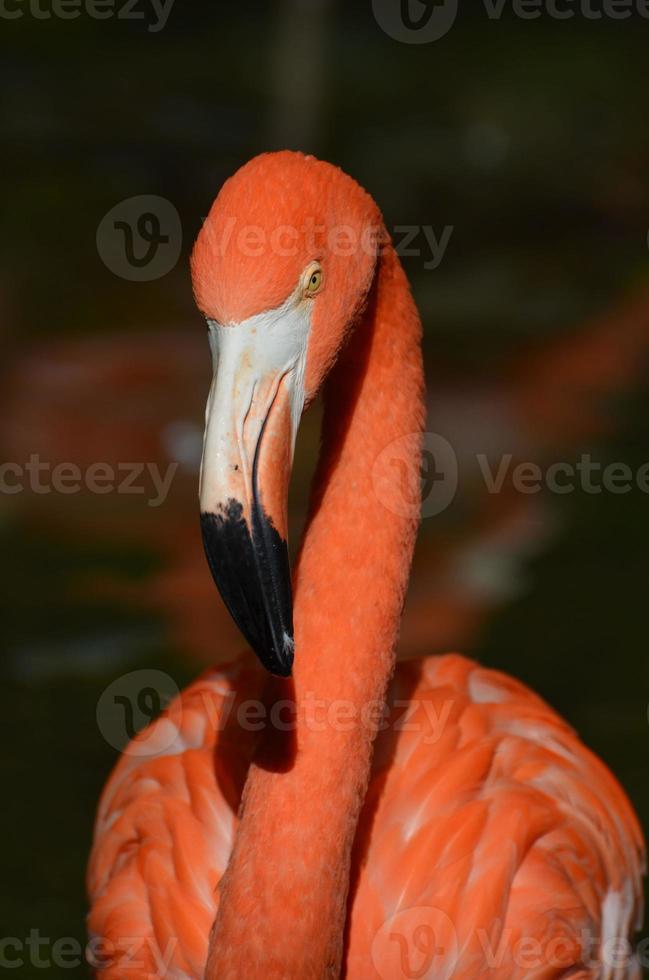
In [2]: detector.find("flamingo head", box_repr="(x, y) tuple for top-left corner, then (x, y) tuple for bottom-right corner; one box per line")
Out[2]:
(191, 151), (383, 676)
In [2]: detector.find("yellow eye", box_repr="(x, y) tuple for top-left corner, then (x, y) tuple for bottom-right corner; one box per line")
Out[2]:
(304, 267), (323, 296)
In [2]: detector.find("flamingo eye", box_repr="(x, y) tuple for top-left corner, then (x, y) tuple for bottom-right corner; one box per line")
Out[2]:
(304, 265), (323, 296)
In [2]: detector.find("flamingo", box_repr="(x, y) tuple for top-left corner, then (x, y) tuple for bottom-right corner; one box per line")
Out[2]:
(87, 151), (645, 979)
(9, 267), (649, 665)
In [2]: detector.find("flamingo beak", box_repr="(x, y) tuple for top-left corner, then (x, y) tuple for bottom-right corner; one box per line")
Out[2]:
(198, 310), (309, 677)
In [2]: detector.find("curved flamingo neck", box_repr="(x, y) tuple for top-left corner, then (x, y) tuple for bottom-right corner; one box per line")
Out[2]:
(206, 242), (425, 978)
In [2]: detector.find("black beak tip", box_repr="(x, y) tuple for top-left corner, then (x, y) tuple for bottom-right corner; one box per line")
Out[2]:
(200, 504), (295, 679)
(269, 659), (293, 679)
(264, 639), (294, 678)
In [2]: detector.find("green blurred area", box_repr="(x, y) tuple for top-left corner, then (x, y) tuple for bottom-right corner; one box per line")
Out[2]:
(1, 2), (648, 974)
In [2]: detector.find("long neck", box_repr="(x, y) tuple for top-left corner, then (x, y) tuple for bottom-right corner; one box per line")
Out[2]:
(206, 243), (425, 979)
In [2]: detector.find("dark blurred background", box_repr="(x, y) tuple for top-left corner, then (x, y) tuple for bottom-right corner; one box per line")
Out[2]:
(2, 0), (648, 973)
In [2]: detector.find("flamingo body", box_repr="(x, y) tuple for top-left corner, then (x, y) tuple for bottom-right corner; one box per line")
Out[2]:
(88, 152), (644, 978)
(88, 653), (643, 978)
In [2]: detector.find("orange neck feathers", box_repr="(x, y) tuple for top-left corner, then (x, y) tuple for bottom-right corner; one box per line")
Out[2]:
(206, 241), (425, 978)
